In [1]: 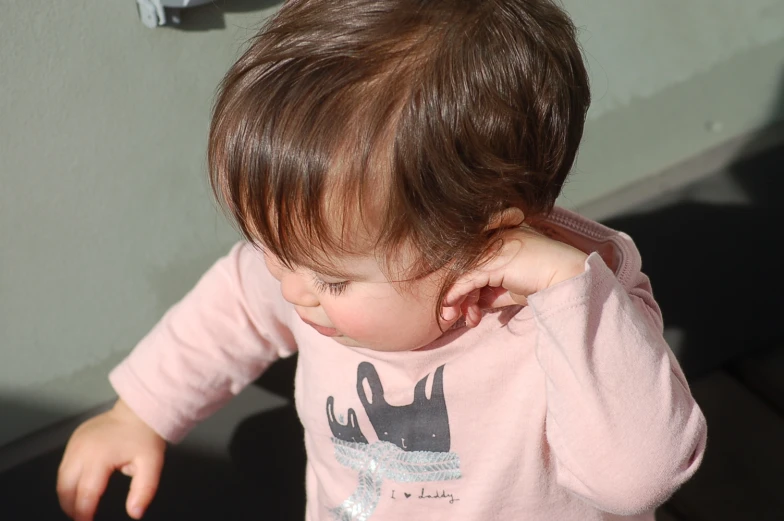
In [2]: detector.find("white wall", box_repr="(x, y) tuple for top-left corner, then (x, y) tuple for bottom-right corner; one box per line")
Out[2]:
(0, 1), (280, 446)
(560, 0), (784, 208)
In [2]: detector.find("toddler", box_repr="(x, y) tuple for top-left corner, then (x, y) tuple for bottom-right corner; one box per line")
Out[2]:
(56, 0), (707, 520)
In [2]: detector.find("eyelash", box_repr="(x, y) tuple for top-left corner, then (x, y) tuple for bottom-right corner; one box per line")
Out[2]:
(312, 278), (350, 296)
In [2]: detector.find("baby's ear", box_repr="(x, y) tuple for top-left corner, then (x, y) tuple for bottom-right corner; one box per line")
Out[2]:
(485, 207), (525, 232)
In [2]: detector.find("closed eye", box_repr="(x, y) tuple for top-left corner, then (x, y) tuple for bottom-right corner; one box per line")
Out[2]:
(312, 278), (350, 296)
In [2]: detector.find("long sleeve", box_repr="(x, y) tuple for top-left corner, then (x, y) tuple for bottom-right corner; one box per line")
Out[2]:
(109, 242), (297, 443)
(528, 252), (707, 516)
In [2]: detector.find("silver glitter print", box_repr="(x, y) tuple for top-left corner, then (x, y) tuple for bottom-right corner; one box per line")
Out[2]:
(329, 438), (461, 521)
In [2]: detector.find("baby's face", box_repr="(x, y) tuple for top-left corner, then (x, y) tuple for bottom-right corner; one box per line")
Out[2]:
(264, 249), (460, 351)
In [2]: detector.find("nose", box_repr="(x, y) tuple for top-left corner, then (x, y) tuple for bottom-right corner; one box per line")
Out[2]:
(279, 270), (320, 307)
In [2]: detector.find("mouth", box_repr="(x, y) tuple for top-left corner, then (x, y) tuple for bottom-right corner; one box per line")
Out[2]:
(300, 317), (341, 337)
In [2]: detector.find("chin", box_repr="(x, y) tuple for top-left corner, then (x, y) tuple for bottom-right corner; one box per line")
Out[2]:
(331, 336), (365, 348)
(333, 331), (442, 352)
(358, 340), (430, 353)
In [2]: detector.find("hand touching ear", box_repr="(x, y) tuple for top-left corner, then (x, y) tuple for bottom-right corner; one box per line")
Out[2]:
(444, 226), (588, 328)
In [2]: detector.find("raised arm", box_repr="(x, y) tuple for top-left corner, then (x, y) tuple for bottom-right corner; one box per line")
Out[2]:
(528, 253), (706, 515)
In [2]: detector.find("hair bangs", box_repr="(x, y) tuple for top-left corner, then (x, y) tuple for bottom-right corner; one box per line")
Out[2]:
(209, 45), (414, 276)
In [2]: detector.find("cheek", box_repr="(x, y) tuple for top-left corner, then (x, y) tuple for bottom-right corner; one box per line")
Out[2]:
(324, 298), (398, 337)
(327, 293), (441, 341)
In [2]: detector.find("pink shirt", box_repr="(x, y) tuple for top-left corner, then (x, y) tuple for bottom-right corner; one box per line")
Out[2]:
(109, 207), (706, 521)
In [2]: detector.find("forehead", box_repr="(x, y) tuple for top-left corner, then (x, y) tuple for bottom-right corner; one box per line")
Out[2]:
(261, 202), (420, 283)
(264, 239), (410, 287)
(253, 144), (398, 262)
(256, 198), (377, 274)
(307, 252), (383, 280)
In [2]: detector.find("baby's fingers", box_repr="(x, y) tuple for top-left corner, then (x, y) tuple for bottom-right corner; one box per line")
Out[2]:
(126, 454), (164, 519)
(444, 277), (489, 327)
(73, 464), (113, 521)
(444, 274), (488, 308)
(56, 456), (82, 519)
(461, 288), (483, 327)
(477, 286), (523, 309)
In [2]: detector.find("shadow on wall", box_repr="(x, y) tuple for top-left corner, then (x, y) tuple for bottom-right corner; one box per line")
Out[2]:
(165, 0), (283, 32)
(0, 357), (306, 521)
(603, 67), (784, 380)
(0, 400), (73, 455)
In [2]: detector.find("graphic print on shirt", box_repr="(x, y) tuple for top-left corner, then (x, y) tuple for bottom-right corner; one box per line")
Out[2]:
(326, 362), (461, 521)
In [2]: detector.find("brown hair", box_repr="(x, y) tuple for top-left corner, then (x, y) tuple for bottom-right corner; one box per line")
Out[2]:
(209, 0), (590, 322)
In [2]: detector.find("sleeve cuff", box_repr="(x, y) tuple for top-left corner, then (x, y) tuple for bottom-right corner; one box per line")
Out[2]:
(109, 361), (191, 443)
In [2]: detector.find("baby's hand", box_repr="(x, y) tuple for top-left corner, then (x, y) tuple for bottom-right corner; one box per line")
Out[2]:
(57, 399), (166, 521)
(444, 226), (588, 327)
